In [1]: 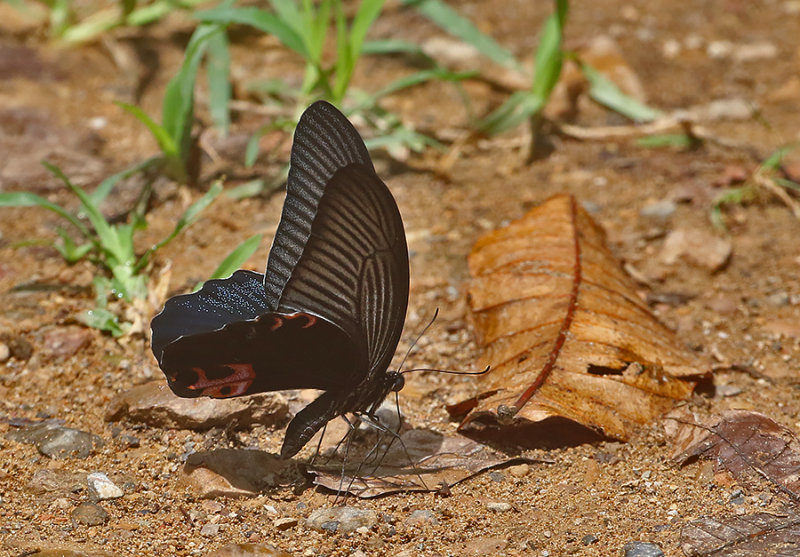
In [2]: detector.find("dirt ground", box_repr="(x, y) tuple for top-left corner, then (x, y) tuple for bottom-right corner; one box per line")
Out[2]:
(1, 1), (800, 556)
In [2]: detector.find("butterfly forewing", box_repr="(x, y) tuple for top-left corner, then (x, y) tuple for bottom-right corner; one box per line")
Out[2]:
(264, 102), (375, 309)
(277, 164), (409, 378)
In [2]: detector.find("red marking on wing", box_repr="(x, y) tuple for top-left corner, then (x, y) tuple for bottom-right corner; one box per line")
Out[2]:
(188, 363), (256, 398)
(270, 316), (284, 331)
(285, 312), (317, 328)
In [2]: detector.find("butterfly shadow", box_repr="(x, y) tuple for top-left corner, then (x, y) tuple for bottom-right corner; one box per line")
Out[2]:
(183, 448), (298, 497)
(308, 427), (545, 499)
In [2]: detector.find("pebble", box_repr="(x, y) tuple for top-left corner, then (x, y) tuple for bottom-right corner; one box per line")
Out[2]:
(486, 501), (512, 512)
(8, 336), (33, 360)
(273, 517), (298, 531)
(659, 228), (732, 272)
(715, 384), (743, 397)
(41, 326), (93, 358)
(767, 292), (790, 307)
(71, 502), (109, 526)
(87, 472), (124, 501)
(306, 507), (378, 533)
(622, 541), (664, 557)
(0, 342), (9, 362)
(582, 534), (599, 545)
(201, 523), (221, 536)
(204, 544), (292, 557)
(6, 423), (103, 459)
(25, 469), (84, 496)
(640, 200), (676, 220)
(106, 381), (289, 430)
(405, 509), (438, 526)
(508, 464), (530, 477)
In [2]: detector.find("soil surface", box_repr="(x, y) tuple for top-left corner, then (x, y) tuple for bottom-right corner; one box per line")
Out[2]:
(2, 1), (800, 556)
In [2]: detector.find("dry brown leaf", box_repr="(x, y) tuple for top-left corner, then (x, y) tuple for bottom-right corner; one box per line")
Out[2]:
(681, 511), (800, 556)
(309, 429), (544, 498)
(449, 194), (709, 444)
(666, 409), (800, 501)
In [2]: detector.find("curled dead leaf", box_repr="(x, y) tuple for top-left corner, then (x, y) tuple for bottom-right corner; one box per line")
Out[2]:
(450, 194), (709, 446)
(666, 408), (800, 501)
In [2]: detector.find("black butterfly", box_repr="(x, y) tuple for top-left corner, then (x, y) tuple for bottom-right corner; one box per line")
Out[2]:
(150, 101), (409, 459)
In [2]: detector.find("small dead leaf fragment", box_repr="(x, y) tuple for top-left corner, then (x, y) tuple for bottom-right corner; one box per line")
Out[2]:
(452, 194), (709, 444)
(681, 511), (800, 556)
(667, 409), (800, 499)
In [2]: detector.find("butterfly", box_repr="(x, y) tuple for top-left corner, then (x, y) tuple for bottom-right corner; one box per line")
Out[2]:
(150, 100), (409, 459)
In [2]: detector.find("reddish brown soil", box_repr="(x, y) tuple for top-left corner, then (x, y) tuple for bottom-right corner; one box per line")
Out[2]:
(1, 1), (799, 555)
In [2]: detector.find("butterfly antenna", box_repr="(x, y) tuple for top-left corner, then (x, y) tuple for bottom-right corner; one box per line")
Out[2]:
(396, 308), (439, 374)
(402, 365), (491, 376)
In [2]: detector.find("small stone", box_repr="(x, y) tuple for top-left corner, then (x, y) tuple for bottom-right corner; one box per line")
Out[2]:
(486, 502), (512, 512)
(508, 464), (530, 477)
(582, 534), (599, 545)
(732, 41), (778, 62)
(763, 319), (800, 339)
(306, 507), (378, 533)
(465, 537), (507, 555)
(640, 200), (676, 220)
(767, 292), (790, 307)
(623, 541), (665, 557)
(205, 544), (293, 557)
(660, 228), (732, 272)
(715, 384), (742, 397)
(41, 326), (93, 358)
(273, 517), (298, 531)
(6, 423), (103, 459)
(0, 342), (10, 362)
(8, 336), (33, 360)
(201, 523), (221, 536)
(405, 510), (438, 526)
(488, 471), (504, 482)
(106, 381), (289, 430)
(707, 40), (734, 59)
(71, 502), (109, 526)
(87, 472), (124, 501)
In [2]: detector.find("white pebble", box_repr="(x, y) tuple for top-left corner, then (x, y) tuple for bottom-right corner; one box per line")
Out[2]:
(87, 472), (124, 500)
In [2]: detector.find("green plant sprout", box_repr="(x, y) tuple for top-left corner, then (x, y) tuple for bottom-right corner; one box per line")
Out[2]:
(10, 0), (210, 45)
(118, 21), (231, 183)
(408, 0), (661, 150)
(711, 144), (800, 230)
(0, 162), (226, 335)
(196, 0), (473, 167)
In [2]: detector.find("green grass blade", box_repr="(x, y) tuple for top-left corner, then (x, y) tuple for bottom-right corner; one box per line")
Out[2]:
(348, 0), (385, 61)
(162, 24), (223, 166)
(479, 90), (544, 135)
(582, 63), (662, 122)
(116, 102), (178, 158)
(196, 6), (308, 59)
(530, 7), (565, 102)
(55, 228), (93, 264)
(42, 162), (128, 265)
(0, 191), (90, 238)
(205, 233), (263, 283)
(404, 0), (522, 71)
(359, 68), (475, 109)
(136, 181), (223, 271)
(206, 30), (231, 135)
(361, 38), (433, 60)
(89, 156), (161, 206)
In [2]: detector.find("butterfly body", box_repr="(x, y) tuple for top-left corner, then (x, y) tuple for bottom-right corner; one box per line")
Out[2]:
(151, 102), (409, 459)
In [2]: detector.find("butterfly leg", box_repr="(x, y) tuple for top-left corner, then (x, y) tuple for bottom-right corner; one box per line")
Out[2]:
(357, 411), (429, 492)
(309, 422), (328, 466)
